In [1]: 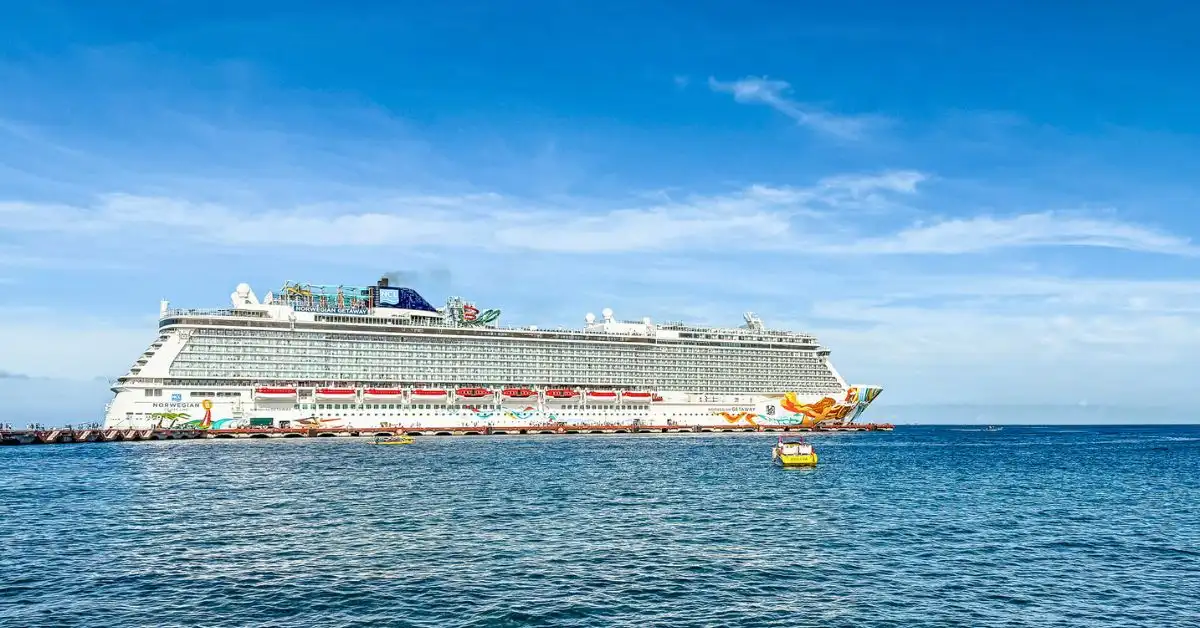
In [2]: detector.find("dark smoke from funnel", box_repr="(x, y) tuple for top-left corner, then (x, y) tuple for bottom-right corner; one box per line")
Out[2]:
(383, 268), (453, 289)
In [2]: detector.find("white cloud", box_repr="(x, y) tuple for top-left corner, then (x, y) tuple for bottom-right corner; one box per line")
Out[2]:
(4, 172), (1190, 259)
(707, 76), (885, 140)
(0, 174), (924, 253)
(826, 212), (1196, 255)
(818, 171), (928, 196)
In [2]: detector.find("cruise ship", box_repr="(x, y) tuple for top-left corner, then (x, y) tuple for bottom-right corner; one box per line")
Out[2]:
(103, 278), (883, 431)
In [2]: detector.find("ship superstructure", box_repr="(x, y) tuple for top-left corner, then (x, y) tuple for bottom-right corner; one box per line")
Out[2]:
(103, 278), (883, 430)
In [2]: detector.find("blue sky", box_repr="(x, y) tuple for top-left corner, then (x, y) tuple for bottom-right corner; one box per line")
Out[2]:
(2, 1), (1200, 423)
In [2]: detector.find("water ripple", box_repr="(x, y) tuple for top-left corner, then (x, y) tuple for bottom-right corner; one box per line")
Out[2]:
(2, 426), (1199, 627)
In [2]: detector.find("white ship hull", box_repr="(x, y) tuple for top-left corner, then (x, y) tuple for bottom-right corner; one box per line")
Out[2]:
(102, 278), (884, 431)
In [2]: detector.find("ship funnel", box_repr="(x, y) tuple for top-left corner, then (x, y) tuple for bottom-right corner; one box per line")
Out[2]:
(378, 276), (389, 288)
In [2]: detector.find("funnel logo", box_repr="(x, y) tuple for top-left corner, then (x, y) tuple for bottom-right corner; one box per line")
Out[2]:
(377, 287), (400, 306)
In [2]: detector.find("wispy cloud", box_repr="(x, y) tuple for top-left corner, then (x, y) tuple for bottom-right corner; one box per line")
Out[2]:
(833, 212), (1196, 256)
(818, 171), (928, 196)
(0, 116), (90, 159)
(708, 76), (885, 140)
(2, 179), (1189, 258)
(0, 173), (925, 253)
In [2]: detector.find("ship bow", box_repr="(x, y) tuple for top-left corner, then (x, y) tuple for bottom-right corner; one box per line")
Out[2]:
(845, 385), (884, 422)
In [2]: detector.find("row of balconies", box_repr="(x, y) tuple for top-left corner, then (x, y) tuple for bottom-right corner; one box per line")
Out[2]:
(192, 337), (814, 352)
(178, 348), (826, 365)
(170, 361), (834, 376)
(188, 328), (817, 351)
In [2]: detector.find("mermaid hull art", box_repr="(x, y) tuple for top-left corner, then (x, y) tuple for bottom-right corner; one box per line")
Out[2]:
(103, 277), (883, 430)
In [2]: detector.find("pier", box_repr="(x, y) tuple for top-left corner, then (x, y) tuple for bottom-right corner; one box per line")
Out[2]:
(0, 423), (894, 446)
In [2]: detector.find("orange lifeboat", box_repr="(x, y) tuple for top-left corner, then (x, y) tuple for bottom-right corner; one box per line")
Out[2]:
(254, 387), (297, 400)
(456, 387), (492, 399)
(544, 388), (578, 401)
(315, 387), (356, 400)
(411, 389), (449, 403)
(501, 388), (536, 399)
(362, 388), (404, 401)
(586, 390), (618, 403)
(622, 391), (652, 403)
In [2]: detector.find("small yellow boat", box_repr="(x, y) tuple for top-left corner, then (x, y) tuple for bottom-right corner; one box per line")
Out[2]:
(372, 434), (415, 445)
(772, 436), (818, 467)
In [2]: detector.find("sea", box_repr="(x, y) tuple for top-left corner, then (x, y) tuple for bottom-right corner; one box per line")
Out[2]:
(2, 425), (1198, 627)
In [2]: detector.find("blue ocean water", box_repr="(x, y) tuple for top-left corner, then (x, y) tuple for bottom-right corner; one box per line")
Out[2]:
(2, 426), (1198, 627)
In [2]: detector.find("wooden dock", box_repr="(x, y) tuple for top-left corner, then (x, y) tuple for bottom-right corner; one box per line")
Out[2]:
(0, 423), (893, 446)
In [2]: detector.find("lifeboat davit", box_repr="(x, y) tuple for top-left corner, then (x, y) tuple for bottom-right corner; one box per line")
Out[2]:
(455, 387), (493, 400)
(586, 390), (618, 403)
(254, 387), (297, 400)
(544, 388), (578, 402)
(314, 387), (356, 400)
(362, 388), (404, 401)
(410, 389), (449, 403)
(622, 391), (653, 403)
(501, 387), (536, 401)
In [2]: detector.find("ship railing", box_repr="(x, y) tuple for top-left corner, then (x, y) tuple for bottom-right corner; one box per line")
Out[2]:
(161, 308), (239, 318)
(159, 308), (820, 341)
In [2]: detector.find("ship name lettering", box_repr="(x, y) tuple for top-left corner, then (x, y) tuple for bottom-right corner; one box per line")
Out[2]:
(294, 305), (368, 315)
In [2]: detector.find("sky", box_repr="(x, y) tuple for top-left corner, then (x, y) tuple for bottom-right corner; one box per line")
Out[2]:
(2, 1), (1200, 424)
